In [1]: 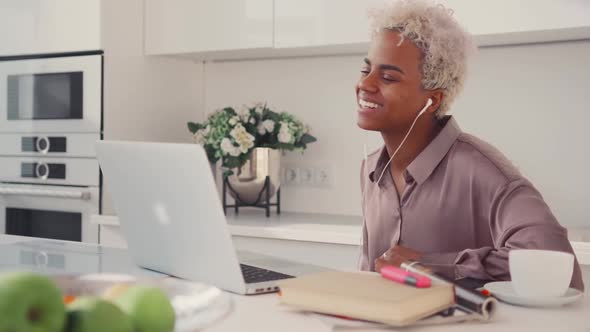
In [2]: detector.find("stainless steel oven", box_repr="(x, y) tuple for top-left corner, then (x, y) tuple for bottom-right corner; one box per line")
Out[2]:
(0, 51), (102, 244)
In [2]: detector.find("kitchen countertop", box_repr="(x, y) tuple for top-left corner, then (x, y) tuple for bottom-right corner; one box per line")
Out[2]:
(92, 210), (363, 245)
(224, 210), (362, 245)
(0, 234), (588, 332)
(0, 234), (161, 277)
(91, 211), (590, 264)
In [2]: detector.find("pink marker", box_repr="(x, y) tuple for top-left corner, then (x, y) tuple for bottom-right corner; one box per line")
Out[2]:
(380, 265), (431, 288)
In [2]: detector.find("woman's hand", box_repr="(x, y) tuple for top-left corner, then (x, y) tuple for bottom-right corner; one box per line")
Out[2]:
(374, 245), (422, 272)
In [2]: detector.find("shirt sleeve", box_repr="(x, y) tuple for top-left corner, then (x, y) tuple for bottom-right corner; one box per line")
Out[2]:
(419, 179), (584, 291)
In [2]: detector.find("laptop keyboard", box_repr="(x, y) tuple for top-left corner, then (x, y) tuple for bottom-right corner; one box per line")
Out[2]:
(240, 263), (294, 283)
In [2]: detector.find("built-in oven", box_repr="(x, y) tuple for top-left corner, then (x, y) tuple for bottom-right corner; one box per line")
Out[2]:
(0, 51), (103, 244)
(0, 53), (101, 133)
(0, 184), (99, 243)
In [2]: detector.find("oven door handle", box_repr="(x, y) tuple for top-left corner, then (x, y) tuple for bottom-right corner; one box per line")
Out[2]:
(0, 186), (91, 200)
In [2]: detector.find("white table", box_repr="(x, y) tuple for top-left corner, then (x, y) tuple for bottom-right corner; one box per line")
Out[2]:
(0, 234), (588, 332)
(210, 293), (590, 332)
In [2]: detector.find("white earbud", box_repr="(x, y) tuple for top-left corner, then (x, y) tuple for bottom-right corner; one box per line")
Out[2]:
(418, 98), (433, 117)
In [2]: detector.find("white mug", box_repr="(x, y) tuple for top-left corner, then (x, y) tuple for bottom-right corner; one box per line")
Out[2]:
(509, 249), (574, 298)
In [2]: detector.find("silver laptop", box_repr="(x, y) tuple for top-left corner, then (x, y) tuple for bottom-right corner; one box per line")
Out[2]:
(96, 140), (311, 295)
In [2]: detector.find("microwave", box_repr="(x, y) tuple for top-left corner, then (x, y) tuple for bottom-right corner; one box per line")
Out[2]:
(0, 52), (102, 134)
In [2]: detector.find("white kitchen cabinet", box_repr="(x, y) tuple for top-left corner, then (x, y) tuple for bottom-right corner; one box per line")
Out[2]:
(144, 0), (274, 56)
(144, 0), (590, 59)
(442, 0), (590, 46)
(275, 0), (590, 50)
(443, 0), (590, 36)
(145, 0), (590, 60)
(0, 0), (101, 56)
(274, 0), (372, 49)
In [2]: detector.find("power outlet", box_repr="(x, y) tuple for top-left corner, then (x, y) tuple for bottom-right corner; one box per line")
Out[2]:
(282, 164), (332, 188)
(313, 167), (331, 188)
(298, 167), (314, 185)
(283, 166), (298, 185)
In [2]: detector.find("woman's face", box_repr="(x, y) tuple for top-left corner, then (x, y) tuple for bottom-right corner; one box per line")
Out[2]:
(356, 30), (430, 133)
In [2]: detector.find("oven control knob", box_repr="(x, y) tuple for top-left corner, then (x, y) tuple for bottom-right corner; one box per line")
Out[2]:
(35, 163), (49, 180)
(36, 136), (50, 154)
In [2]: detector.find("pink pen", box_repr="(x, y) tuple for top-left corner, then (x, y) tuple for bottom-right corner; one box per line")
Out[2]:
(380, 265), (431, 288)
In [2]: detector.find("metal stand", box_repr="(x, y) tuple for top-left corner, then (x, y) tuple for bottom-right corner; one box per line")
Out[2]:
(223, 175), (281, 217)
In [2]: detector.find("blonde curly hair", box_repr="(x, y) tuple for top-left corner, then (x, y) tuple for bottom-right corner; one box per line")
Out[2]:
(368, 0), (475, 117)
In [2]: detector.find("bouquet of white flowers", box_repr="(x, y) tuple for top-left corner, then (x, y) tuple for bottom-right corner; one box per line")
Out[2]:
(188, 103), (316, 173)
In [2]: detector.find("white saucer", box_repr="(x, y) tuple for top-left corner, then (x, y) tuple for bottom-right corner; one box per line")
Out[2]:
(484, 281), (583, 307)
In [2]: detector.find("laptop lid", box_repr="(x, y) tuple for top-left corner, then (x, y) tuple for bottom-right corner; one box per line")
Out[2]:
(96, 140), (247, 294)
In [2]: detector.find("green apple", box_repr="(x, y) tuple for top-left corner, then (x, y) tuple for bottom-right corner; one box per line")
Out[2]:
(65, 296), (132, 332)
(113, 285), (175, 332)
(0, 271), (65, 332)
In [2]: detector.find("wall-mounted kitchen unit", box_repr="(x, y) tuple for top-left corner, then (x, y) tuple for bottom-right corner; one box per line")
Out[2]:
(145, 0), (590, 60)
(0, 51), (103, 243)
(0, 0), (103, 244)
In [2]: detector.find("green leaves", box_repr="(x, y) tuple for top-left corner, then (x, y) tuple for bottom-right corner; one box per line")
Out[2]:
(223, 155), (244, 169)
(262, 108), (281, 123)
(296, 133), (317, 149)
(187, 102), (317, 170)
(300, 133), (317, 144)
(204, 145), (218, 163)
(187, 122), (204, 134)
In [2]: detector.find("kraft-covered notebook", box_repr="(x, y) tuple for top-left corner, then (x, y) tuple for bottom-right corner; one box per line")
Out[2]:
(278, 271), (455, 327)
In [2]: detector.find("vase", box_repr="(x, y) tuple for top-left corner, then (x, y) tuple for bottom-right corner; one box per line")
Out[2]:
(226, 148), (281, 205)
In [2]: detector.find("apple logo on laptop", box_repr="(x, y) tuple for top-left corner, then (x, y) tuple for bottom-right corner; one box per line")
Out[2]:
(153, 202), (171, 226)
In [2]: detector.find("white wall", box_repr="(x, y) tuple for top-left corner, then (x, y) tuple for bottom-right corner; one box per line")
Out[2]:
(100, 0), (203, 215)
(204, 40), (590, 226)
(455, 41), (590, 228)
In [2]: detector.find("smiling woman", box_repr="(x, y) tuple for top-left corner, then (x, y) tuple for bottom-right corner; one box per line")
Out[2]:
(356, 0), (584, 291)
